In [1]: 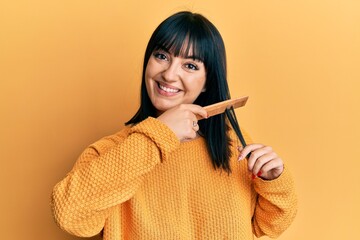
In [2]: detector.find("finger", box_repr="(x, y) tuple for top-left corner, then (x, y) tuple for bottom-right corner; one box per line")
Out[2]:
(190, 129), (197, 139)
(182, 120), (197, 140)
(258, 158), (284, 180)
(192, 120), (199, 132)
(247, 146), (274, 172)
(187, 126), (198, 139)
(237, 146), (243, 161)
(239, 143), (264, 160)
(252, 152), (277, 175)
(182, 104), (208, 119)
(237, 145), (243, 152)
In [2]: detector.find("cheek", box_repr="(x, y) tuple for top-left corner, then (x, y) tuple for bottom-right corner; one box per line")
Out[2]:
(144, 63), (151, 80)
(145, 57), (159, 76)
(144, 66), (153, 96)
(193, 74), (206, 92)
(144, 75), (153, 98)
(200, 76), (206, 89)
(197, 68), (206, 88)
(184, 77), (206, 96)
(144, 62), (154, 85)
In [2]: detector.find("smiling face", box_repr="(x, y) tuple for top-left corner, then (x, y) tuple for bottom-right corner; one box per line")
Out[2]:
(145, 46), (206, 115)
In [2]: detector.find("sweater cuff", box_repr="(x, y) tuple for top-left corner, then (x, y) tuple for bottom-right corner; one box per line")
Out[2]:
(129, 117), (180, 161)
(254, 166), (295, 194)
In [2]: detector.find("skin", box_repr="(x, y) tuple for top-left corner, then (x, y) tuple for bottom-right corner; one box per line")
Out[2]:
(238, 144), (284, 180)
(144, 45), (284, 180)
(145, 47), (208, 141)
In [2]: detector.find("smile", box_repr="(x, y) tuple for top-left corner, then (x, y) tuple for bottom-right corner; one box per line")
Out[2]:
(157, 82), (180, 93)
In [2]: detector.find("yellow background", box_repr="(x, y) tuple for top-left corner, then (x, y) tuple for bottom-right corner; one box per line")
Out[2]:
(1, 0), (359, 239)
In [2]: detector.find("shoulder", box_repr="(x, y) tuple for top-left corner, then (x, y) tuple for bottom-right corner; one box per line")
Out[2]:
(88, 126), (132, 155)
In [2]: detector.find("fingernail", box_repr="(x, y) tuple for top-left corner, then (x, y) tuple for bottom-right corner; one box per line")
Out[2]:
(238, 154), (244, 161)
(237, 146), (243, 151)
(257, 171), (262, 177)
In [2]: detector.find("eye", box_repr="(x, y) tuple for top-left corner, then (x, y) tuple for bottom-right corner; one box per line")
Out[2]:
(153, 52), (168, 61)
(184, 63), (199, 71)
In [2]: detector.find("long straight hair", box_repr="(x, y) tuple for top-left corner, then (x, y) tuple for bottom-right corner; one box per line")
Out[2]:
(126, 11), (246, 173)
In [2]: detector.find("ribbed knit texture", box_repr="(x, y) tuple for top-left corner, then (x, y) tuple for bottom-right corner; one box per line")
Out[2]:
(51, 117), (297, 239)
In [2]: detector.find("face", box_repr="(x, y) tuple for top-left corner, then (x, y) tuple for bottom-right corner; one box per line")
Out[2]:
(145, 47), (206, 115)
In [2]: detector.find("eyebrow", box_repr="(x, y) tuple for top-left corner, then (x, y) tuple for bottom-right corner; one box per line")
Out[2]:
(156, 46), (203, 62)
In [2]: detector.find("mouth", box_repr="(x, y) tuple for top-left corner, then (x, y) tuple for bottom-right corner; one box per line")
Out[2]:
(157, 82), (181, 93)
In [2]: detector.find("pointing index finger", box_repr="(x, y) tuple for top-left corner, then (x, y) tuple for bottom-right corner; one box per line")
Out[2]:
(187, 104), (208, 119)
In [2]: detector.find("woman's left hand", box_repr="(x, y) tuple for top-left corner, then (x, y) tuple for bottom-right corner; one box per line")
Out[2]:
(238, 144), (284, 180)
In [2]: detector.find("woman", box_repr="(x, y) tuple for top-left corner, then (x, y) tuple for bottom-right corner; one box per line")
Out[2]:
(51, 11), (297, 239)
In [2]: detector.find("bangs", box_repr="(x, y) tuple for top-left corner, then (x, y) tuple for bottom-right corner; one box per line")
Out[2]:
(151, 20), (210, 63)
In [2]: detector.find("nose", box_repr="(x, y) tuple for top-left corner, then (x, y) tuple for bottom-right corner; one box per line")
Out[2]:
(162, 60), (180, 82)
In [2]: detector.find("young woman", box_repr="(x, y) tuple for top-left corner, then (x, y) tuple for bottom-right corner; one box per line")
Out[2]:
(52, 11), (297, 239)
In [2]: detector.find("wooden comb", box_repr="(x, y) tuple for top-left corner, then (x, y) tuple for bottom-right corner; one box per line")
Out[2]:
(197, 96), (249, 120)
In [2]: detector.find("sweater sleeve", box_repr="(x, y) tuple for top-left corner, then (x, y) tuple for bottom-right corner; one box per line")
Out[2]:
(51, 117), (180, 237)
(237, 128), (297, 238)
(252, 165), (298, 238)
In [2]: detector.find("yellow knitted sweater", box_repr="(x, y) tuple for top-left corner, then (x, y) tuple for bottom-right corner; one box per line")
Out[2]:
(51, 117), (297, 239)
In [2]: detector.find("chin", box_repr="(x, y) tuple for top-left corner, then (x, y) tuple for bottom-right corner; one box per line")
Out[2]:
(151, 99), (181, 113)
(153, 103), (174, 113)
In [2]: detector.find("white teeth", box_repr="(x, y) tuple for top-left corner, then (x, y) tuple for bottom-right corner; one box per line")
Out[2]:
(159, 83), (179, 93)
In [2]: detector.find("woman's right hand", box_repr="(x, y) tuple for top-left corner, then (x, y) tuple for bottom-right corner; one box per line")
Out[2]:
(157, 104), (208, 141)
